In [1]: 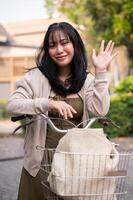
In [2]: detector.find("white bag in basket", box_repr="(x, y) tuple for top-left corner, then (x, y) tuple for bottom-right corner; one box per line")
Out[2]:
(48, 128), (119, 200)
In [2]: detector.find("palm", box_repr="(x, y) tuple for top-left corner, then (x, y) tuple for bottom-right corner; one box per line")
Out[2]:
(92, 40), (117, 72)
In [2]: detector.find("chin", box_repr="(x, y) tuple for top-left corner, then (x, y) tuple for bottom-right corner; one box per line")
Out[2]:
(56, 61), (70, 67)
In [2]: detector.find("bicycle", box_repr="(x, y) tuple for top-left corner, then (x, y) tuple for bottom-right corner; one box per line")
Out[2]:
(34, 114), (133, 200)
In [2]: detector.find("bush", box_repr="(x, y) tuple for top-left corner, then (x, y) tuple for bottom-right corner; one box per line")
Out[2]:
(92, 94), (133, 138)
(104, 94), (133, 137)
(0, 99), (9, 119)
(92, 76), (133, 138)
(105, 76), (133, 137)
(115, 76), (133, 94)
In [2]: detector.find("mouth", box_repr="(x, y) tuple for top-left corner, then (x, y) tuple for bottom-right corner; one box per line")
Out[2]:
(55, 55), (67, 61)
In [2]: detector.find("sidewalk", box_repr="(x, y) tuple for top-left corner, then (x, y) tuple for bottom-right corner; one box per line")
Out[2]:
(0, 119), (133, 200)
(111, 137), (133, 152)
(0, 118), (22, 136)
(0, 119), (24, 200)
(0, 119), (24, 161)
(0, 118), (133, 160)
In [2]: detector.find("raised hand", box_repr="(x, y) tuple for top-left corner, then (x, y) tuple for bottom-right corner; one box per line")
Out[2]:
(92, 40), (117, 73)
(48, 100), (77, 119)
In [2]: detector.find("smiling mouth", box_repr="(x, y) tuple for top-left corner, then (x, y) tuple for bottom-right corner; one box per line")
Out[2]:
(56, 55), (67, 60)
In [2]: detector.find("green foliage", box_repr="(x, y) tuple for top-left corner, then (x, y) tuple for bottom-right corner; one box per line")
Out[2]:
(85, 0), (133, 37)
(43, 0), (95, 50)
(44, 0), (133, 62)
(0, 99), (9, 119)
(44, 0), (88, 25)
(59, 1), (87, 24)
(105, 94), (133, 137)
(92, 93), (133, 138)
(85, 0), (133, 58)
(20, 118), (26, 135)
(106, 76), (133, 137)
(92, 76), (133, 137)
(115, 75), (133, 94)
(44, 0), (55, 18)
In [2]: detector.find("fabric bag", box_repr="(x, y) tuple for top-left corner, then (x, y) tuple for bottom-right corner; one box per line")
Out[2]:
(48, 128), (119, 200)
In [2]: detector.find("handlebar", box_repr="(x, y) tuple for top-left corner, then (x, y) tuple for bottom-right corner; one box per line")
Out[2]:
(39, 114), (120, 133)
(40, 114), (68, 134)
(12, 114), (120, 135)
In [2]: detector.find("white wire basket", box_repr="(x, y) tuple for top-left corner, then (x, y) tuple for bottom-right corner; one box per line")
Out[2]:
(38, 147), (132, 200)
(35, 115), (132, 200)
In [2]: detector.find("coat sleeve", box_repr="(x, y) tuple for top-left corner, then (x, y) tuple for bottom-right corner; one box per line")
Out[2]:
(7, 71), (49, 116)
(85, 72), (111, 116)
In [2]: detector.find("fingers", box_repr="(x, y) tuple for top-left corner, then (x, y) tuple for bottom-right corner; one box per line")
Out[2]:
(110, 51), (118, 61)
(48, 100), (77, 119)
(99, 40), (115, 55)
(100, 40), (105, 53)
(105, 40), (112, 52)
(108, 41), (115, 54)
(92, 49), (97, 62)
(105, 40), (115, 54)
(60, 104), (77, 119)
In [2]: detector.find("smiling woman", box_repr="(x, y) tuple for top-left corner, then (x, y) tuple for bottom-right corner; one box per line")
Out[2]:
(6, 21), (116, 200)
(48, 30), (74, 69)
(37, 22), (88, 97)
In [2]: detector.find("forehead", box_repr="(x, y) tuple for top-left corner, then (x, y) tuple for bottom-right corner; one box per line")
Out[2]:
(48, 29), (69, 42)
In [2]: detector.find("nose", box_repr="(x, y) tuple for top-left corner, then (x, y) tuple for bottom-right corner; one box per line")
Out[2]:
(56, 44), (63, 53)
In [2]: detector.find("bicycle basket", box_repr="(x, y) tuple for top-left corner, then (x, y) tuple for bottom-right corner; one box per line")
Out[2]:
(39, 128), (132, 200)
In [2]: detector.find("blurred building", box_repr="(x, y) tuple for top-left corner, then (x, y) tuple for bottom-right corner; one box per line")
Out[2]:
(0, 17), (74, 99)
(0, 18), (129, 99)
(109, 45), (129, 86)
(0, 23), (36, 99)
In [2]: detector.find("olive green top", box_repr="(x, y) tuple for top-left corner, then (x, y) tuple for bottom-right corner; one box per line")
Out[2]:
(46, 94), (83, 148)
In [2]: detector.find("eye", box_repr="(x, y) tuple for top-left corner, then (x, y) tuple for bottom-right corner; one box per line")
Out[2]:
(61, 39), (69, 45)
(48, 42), (56, 48)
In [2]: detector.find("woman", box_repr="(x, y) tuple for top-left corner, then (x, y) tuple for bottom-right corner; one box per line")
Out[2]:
(7, 22), (116, 200)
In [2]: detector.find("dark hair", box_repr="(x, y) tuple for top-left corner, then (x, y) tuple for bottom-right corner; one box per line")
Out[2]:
(36, 22), (88, 97)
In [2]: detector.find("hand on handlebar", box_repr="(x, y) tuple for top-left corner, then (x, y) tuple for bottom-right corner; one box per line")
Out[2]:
(48, 100), (77, 120)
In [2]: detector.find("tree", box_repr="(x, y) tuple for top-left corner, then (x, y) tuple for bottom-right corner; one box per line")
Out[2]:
(43, 0), (94, 52)
(44, 0), (133, 69)
(85, 0), (133, 60)
(44, 0), (56, 18)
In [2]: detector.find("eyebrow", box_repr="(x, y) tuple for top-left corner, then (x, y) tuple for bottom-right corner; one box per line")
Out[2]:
(49, 38), (69, 42)
(48, 38), (70, 45)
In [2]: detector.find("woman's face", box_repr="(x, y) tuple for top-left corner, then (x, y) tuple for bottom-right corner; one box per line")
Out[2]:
(48, 30), (74, 68)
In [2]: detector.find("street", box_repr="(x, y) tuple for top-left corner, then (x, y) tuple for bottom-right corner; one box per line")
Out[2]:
(0, 159), (22, 200)
(0, 137), (133, 200)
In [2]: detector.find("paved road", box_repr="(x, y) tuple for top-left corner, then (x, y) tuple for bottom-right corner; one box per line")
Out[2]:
(0, 159), (23, 200)
(0, 137), (23, 200)
(0, 136), (133, 200)
(126, 157), (133, 200)
(0, 119), (133, 200)
(0, 155), (133, 200)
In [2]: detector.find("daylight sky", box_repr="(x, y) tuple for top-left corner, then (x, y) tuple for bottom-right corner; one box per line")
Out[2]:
(0, 0), (47, 22)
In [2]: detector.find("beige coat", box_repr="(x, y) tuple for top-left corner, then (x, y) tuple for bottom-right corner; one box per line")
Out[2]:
(7, 68), (111, 177)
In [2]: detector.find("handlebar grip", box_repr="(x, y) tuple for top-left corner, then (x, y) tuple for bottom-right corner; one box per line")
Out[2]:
(11, 115), (32, 122)
(11, 115), (26, 122)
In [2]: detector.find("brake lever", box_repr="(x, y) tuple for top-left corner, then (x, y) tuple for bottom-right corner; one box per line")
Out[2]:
(98, 117), (120, 128)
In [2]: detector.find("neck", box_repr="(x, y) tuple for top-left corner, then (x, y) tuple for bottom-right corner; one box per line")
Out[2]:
(58, 66), (71, 82)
